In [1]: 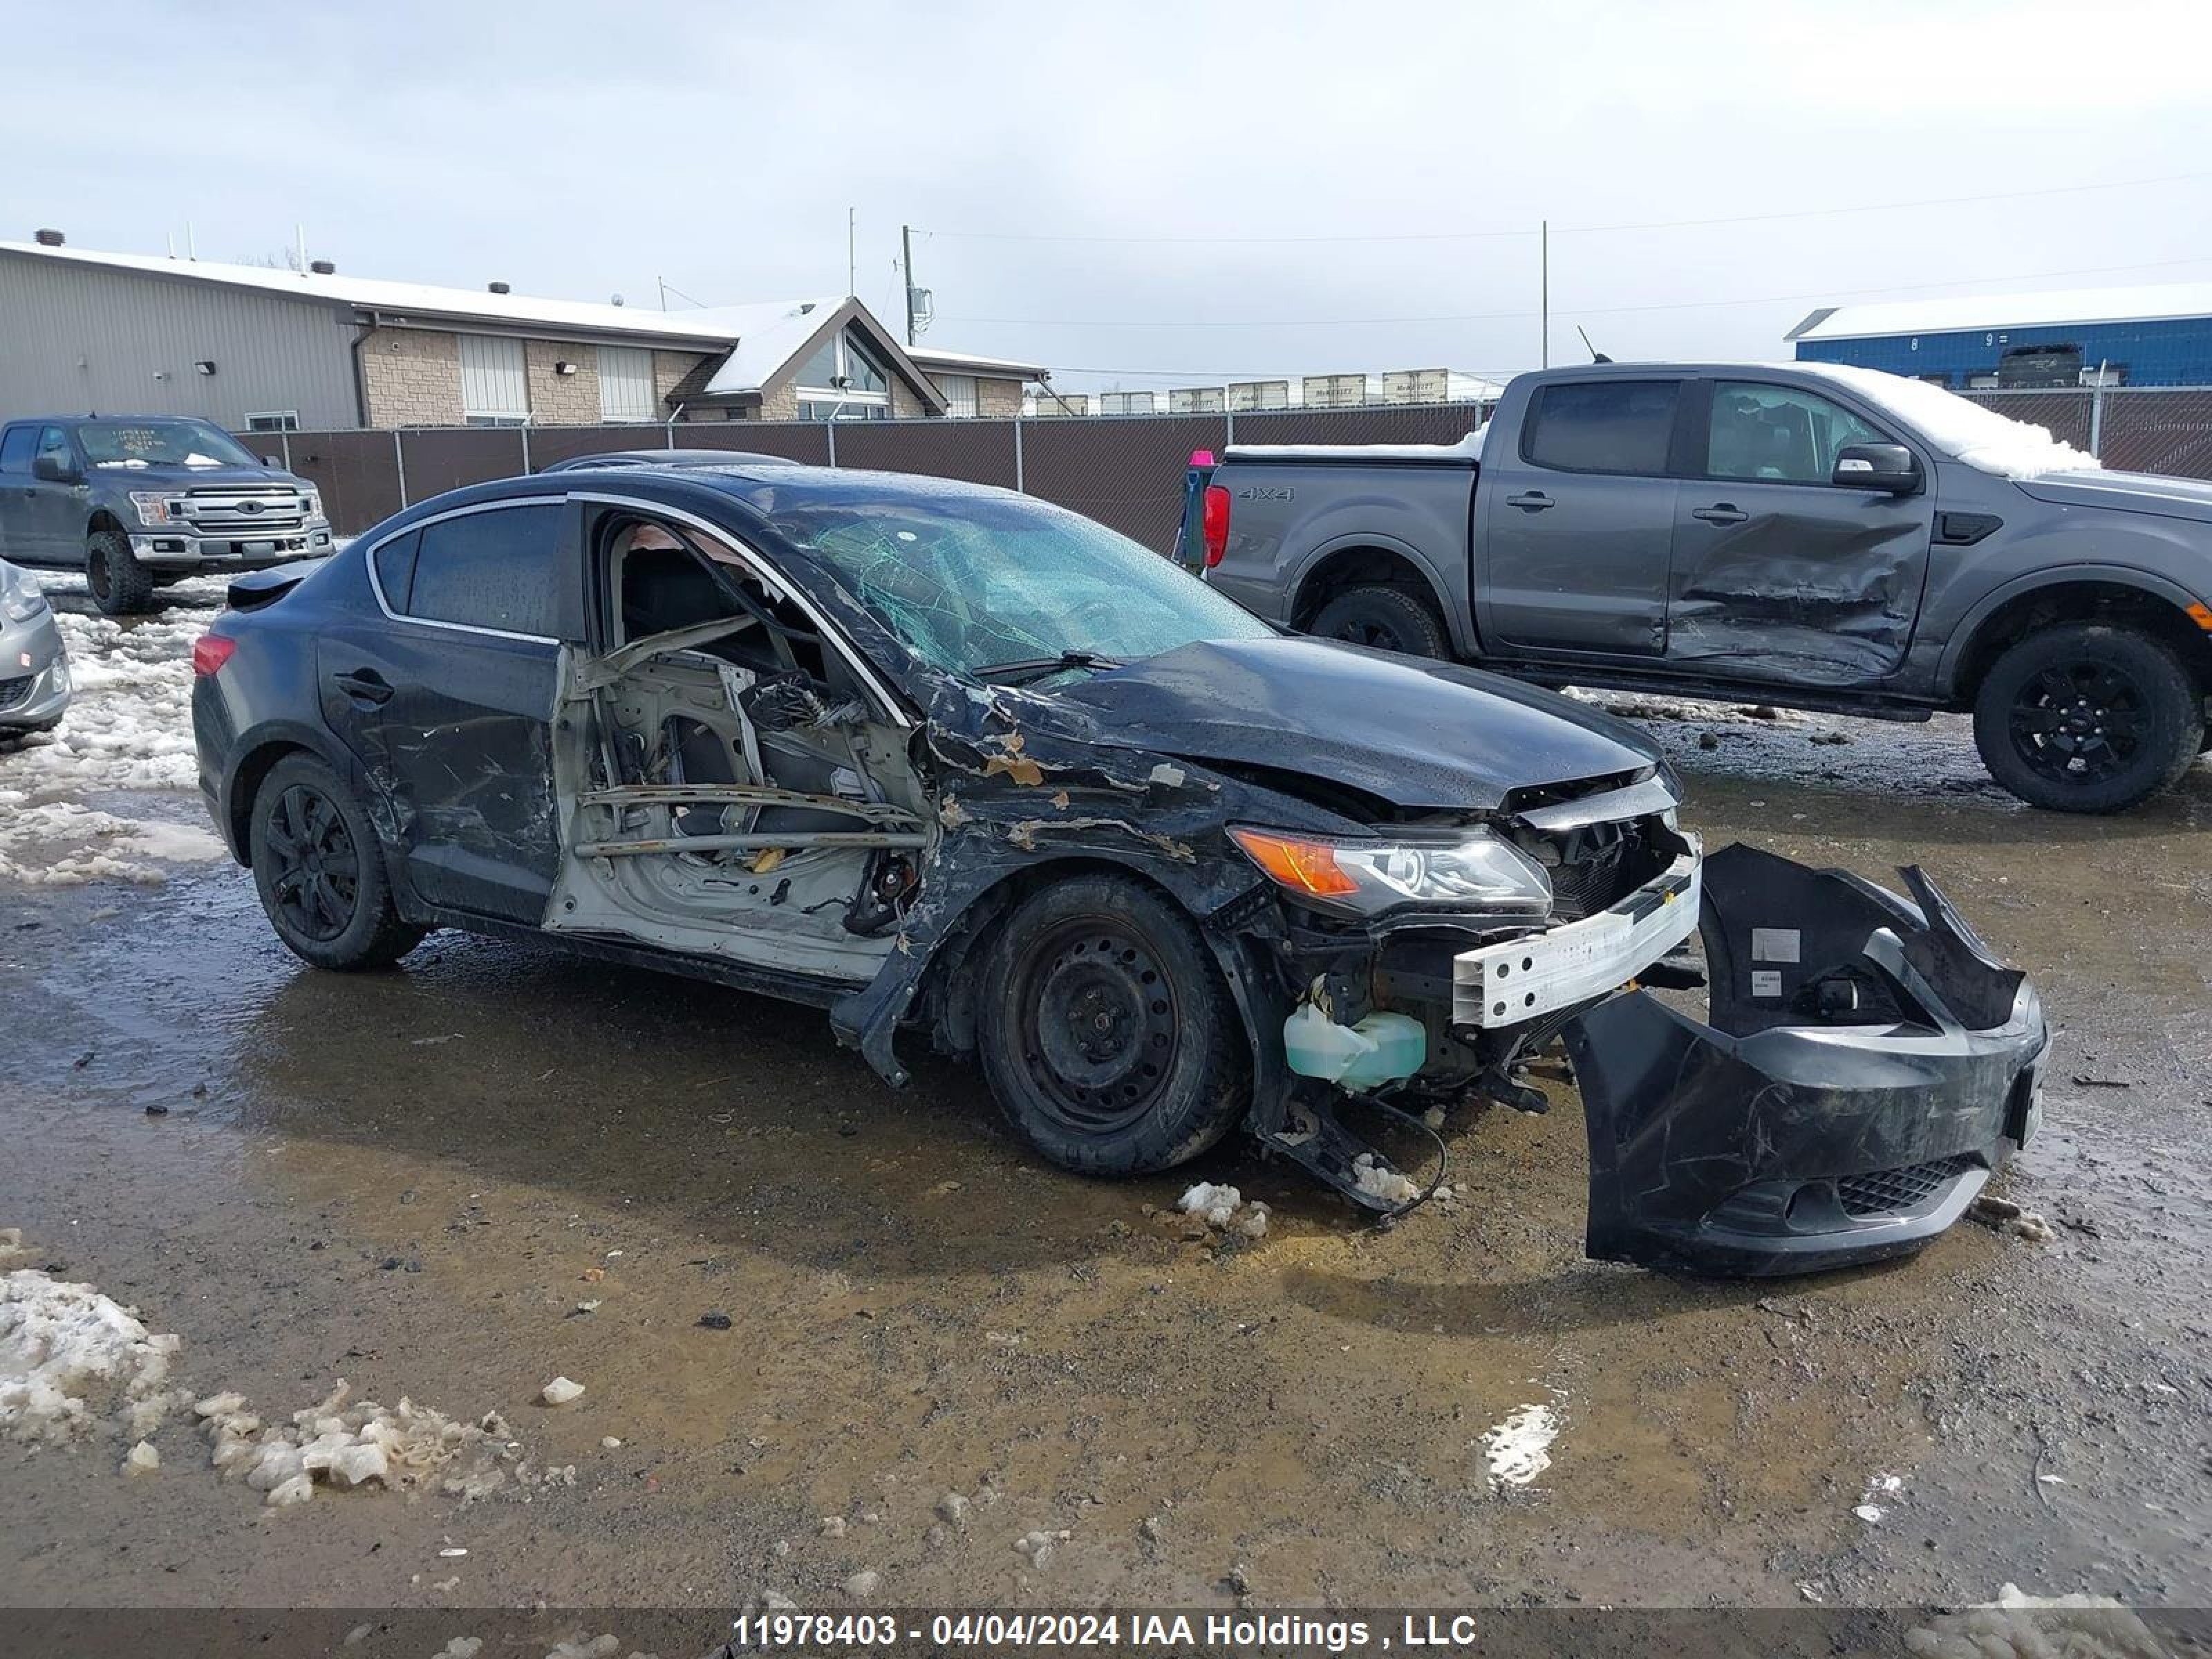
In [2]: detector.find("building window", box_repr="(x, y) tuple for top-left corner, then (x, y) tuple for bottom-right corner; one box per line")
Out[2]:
(458, 334), (530, 424)
(936, 374), (978, 418)
(796, 326), (894, 419)
(598, 346), (655, 422)
(245, 411), (301, 432)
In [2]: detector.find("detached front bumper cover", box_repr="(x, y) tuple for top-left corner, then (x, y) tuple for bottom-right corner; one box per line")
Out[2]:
(1564, 843), (2048, 1276)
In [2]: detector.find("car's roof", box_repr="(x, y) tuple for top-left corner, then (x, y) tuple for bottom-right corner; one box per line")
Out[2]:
(7, 413), (225, 423)
(541, 448), (802, 471)
(364, 460), (1034, 543)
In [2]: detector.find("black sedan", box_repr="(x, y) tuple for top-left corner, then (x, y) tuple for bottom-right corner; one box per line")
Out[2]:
(190, 462), (2046, 1272)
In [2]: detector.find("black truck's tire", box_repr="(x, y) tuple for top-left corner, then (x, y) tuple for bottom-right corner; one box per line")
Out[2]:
(977, 874), (1248, 1177)
(86, 529), (155, 616)
(1311, 585), (1450, 658)
(1972, 623), (2202, 813)
(249, 754), (426, 970)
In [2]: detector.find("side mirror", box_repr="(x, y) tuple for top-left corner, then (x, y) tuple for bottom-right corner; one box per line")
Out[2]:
(1832, 442), (1918, 493)
(262, 455), (281, 469)
(31, 452), (79, 485)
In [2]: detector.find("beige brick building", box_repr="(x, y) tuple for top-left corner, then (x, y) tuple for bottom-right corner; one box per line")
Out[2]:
(0, 237), (1055, 432)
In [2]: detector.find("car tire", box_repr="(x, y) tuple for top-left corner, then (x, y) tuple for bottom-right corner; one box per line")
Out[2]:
(976, 873), (1249, 1176)
(86, 528), (155, 616)
(1972, 623), (2203, 813)
(248, 753), (426, 970)
(1311, 584), (1450, 658)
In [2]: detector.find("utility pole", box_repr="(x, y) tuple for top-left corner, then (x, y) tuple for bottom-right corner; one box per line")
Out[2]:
(657, 274), (667, 312)
(847, 207), (856, 297)
(1539, 218), (1548, 370)
(901, 224), (917, 346)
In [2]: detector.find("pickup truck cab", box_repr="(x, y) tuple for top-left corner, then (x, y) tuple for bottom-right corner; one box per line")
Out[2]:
(1194, 363), (2212, 812)
(0, 415), (333, 615)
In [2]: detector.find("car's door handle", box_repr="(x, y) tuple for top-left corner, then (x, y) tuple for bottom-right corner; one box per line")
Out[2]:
(1691, 503), (1748, 525)
(1505, 491), (1555, 512)
(333, 668), (395, 706)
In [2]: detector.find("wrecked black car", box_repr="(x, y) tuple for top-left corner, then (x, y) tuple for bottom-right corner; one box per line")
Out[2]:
(189, 462), (2047, 1273)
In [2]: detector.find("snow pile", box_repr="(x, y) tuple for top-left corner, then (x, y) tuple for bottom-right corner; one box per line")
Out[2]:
(0, 605), (207, 794)
(0, 1255), (185, 1445)
(0, 795), (225, 886)
(198, 1378), (527, 1510)
(1904, 1585), (2167, 1659)
(1177, 1183), (1270, 1240)
(1477, 1400), (1561, 1491)
(1351, 1152), (1421, 1206)
(1797, 364), (2101, 481)
(1854, 1470), (1903, 1524)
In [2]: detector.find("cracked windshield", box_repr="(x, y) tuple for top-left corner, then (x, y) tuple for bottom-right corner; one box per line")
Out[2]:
(776, 494), (1274, 679)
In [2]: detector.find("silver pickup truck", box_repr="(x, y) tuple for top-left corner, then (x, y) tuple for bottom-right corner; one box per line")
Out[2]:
(1188, 362), (2212, 812)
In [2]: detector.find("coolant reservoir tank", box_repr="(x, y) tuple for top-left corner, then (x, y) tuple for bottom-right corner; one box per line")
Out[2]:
(1283, 1002), (1427, 1091)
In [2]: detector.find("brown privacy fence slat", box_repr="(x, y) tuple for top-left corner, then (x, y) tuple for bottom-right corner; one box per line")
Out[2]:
(259, 389), (2212, 547)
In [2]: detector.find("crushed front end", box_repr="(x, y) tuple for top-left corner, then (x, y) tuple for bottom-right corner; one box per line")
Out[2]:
(1227, 780), (2045, 1277)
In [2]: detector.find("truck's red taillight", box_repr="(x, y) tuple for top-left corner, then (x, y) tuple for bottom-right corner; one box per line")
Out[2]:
(1201, 485), (1230, 568)
(191, 635), (237, 677)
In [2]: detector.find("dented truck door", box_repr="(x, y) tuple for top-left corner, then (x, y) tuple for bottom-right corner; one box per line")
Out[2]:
(1663, 378), (1936, 688)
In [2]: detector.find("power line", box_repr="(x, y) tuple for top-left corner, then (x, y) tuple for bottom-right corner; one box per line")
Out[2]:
(932, 253), (2212, 331)
(918, 169), (2212, 246)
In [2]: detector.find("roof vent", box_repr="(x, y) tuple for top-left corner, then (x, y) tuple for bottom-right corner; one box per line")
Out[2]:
(34, 228), (64, 247)
(488, 281), (510, 294)
(309, 259), (335, 275)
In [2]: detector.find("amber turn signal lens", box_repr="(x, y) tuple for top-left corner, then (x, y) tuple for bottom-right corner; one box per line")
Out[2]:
(1228, 827), (1360, 897)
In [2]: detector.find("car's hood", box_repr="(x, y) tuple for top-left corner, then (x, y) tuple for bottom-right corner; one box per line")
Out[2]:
(2014, 469), (2212, 525)
(1049, 636), (1663, 812)
(88, 463), (300, 489)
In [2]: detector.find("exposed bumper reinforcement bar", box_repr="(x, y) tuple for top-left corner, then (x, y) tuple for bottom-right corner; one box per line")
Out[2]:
(1454, 849), (1700, 1029)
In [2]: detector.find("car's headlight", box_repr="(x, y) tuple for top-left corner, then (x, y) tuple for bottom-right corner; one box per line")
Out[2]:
(301, 489), (323, 520)
(3, 578), (47, 623)
(1230, 825), (1553, 917)
(128, 490), (181, 524)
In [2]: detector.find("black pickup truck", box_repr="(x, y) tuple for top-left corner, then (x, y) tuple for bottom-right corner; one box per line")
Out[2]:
(0, 415), (333, 614)
(1189, 362), (2212, 812)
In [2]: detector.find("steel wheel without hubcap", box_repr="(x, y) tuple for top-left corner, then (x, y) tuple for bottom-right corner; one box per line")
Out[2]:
(263, 783), (362, 943)
(2007, 661), (2147, 787)
(1013, 919), (1181, 1135)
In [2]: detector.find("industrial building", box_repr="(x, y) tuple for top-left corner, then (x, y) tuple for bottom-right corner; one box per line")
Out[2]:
(1789, 283), (2212, 388)
(0, 234), (1049, 430)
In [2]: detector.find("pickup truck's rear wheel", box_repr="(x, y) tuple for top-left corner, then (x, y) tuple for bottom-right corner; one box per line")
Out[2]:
(1311, 584), (1449, 658)
(1972, 623), (2202, 813)
(86, 528), (155, 616)
(977, 874), (1248, 1176)
(249, 754), (425, 970)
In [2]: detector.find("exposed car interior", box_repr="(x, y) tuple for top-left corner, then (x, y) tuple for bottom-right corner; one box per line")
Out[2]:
(543, 507), (930, 982)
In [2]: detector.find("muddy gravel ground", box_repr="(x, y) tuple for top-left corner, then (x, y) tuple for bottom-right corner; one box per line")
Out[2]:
(1, 579), (2208, 1622)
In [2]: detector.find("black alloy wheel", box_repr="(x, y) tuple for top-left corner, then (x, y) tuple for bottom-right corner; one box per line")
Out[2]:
(2005, 660), (2150, 788)
(1972, 623), (2202, 813)
(263, 782), (362, 943)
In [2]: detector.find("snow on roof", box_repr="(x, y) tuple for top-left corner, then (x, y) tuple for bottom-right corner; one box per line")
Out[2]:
(1790, 282), (2212, 342)
(695, 299), (847, 395)
(1794, 363), (2099, 480)
(903, 344), (1052, 379)
(0, 238), (754, 344)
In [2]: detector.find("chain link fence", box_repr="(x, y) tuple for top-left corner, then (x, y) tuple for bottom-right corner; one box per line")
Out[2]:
(260, 386), (2212, 550)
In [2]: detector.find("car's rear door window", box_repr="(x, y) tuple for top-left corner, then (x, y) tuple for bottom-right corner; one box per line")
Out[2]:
(372, 531), (421, 613)
(398, 503), (562, 638)
(1524, 381), (1681, 475)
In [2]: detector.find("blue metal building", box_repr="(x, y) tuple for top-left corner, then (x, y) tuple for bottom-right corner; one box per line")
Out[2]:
(1788, 284), (2212, 388)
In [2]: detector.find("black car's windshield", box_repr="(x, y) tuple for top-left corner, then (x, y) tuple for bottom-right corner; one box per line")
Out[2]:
(77, 420), (259, 469)
(771, 491), (1274, 679)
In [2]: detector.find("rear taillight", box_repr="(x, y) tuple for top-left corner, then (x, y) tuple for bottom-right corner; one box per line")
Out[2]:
(1201, 484), (1230, 568)
(191, 635), (237, 677)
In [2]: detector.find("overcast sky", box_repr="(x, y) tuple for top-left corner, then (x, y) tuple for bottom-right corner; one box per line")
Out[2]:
(15, 1), (2212, 393)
